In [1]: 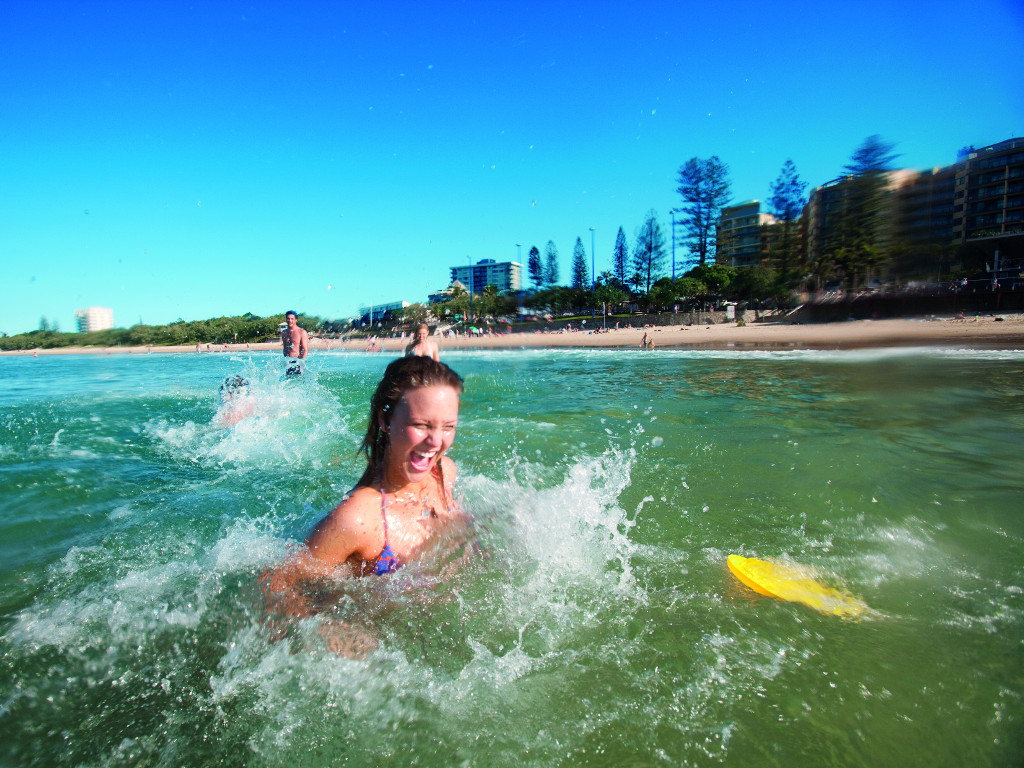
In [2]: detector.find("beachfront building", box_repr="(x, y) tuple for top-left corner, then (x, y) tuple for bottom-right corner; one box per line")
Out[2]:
(358, 300), (410, 325)
(953, 138), (1024, 284)
(892, 166), (958, 245)
(74, 306), (114, 333)
(711, 134), (1022, 290)
(804, 176), (847, 272)
(804, 169), (915, 279)
(449, 259), (522, 295)
(955, 138), (1024, 242)
(428, 281), (466, 304)
(888, 165), (959, 281)
(716, 201), (776, 268)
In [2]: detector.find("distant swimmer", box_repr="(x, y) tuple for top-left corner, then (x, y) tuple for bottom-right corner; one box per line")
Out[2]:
(216, 375), (255, 427)
(281, 310), (309, 376)
(405, 323), (440, 361)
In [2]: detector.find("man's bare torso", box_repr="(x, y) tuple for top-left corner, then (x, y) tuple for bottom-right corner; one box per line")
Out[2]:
(282, 325), (308, 358)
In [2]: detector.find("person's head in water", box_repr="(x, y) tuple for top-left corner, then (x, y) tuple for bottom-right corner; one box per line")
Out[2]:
(358, 356), (463, 487)
(220, 375), (250, 400)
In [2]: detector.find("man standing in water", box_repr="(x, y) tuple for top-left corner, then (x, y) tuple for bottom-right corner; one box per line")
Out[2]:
(281, 310), (309, 376)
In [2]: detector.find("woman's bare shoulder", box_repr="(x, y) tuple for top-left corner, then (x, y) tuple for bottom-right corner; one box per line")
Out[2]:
(323, 485), (382, 530)
(439, 454), (457, 480)
(338, 484), (381, 507)
(305, 485), (383, 564)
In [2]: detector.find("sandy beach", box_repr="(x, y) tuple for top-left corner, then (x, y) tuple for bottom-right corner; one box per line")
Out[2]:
(5, 313), (1024, 357)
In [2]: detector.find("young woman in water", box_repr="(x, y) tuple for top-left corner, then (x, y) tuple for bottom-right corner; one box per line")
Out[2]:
(404, 322), (441, 361)
(264, 356), (465, 628)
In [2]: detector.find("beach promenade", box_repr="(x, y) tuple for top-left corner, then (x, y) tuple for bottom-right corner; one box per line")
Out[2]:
(4, 313), (1024, 356)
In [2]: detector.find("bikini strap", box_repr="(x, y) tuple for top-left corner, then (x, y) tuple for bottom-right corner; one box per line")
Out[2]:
(373, 484), (401, 575)
(434, 459), (455, 512)
(379, 482), (391, 546)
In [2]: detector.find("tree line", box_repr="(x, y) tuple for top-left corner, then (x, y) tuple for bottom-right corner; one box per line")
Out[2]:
(486, 134), (984, 322)
(0, 312), (326, 351)
(397, 136), (911, 326)
(490, 150), (789, 318)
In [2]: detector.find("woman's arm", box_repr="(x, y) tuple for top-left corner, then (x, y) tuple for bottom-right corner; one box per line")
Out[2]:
(261, 547), (345, 618)
(263, 487), (383, 617)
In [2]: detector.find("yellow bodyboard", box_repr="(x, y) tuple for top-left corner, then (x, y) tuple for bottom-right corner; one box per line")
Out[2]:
(727, 554), (868, 618)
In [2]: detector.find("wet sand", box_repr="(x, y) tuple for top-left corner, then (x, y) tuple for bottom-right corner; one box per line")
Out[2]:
(5, 314), (1024, 356)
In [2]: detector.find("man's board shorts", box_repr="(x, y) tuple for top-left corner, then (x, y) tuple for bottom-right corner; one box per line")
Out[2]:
(285, 359), (303, 377)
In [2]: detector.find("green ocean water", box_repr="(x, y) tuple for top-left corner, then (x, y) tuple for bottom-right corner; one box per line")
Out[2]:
(1, 347), (1022, 767)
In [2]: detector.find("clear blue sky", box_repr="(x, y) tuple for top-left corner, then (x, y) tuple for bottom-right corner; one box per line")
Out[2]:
(2, 0), (1022, 336)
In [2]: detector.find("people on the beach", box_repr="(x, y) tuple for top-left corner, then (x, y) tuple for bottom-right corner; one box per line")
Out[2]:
(263, 357), (467, 647)
(405, 323), (440, 361)
(281, 310), (309, 376)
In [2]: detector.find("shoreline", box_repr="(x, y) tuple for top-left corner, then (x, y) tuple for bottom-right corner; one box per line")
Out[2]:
(4, 314), (1024, 357)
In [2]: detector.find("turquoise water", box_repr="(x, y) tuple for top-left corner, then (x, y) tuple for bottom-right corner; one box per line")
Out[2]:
(1, 348), (1022, 767)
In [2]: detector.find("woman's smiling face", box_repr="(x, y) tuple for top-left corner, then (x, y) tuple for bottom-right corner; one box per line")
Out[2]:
(382, 384), (460, 485)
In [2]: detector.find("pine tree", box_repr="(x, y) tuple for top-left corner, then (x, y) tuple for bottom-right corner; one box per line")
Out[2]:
(829, 135), (900, 287)
(527, 245), (543, 288)
(571, 237), (590, 289)
(631, 210), (666, 293)
(676, 156), (731, 266)
(768, 159), (808, 281)
(843, 135), (899, 177)
(612, 227), (629, 286)
(544, 240), (560, 287)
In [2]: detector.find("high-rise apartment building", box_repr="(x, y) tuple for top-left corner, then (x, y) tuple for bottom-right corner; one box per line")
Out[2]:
(804, 169), (915, 275)
(892, 166), (958, 245)
(887, 165), (959, 279)
(449, 259), (522, 294)
(715, 136), (1020, 286)
(716, 201), (776, 267)
(74, 306), (114, 333)
(954, 138), (1024, 266)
